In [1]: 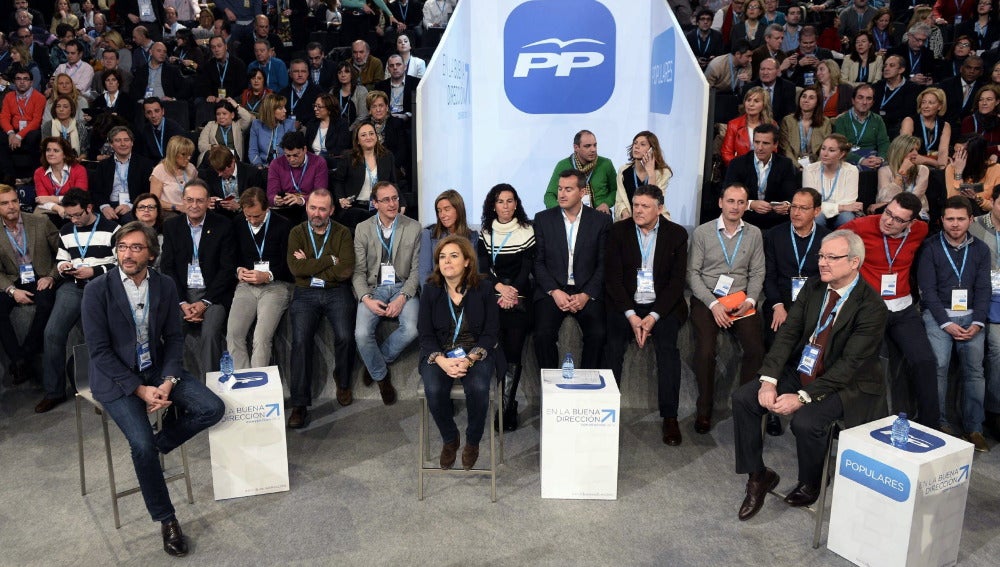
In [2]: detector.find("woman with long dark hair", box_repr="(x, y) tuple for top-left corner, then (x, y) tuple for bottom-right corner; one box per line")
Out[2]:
(615, 131), (672, 220)
(841, 31), (883, 86)
(419, 190), (478, 289)
(476, 184), (535, 431)
(961, 85), (1000, 158)
(332, 122), (397, 231)
(780, 85), (832, 167)
(947, 134), (1000, 214)
(334, 61), (368, 125)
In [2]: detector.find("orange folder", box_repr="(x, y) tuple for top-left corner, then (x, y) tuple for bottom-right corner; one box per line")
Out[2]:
(717, 291), (756, 321)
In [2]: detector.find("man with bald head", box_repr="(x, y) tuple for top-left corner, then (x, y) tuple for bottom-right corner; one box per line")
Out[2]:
(743, 58), (795, 123)
(374, 54), (421, 122)
(132, 41), (186, 102)
(347, 40), (384, 91)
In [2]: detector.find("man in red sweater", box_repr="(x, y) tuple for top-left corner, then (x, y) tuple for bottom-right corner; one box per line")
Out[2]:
(842, 192), (940, 427)
(0, 68), (45, 185)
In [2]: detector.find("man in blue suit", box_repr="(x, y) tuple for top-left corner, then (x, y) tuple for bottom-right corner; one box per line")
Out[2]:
(81, 222), (224, 557)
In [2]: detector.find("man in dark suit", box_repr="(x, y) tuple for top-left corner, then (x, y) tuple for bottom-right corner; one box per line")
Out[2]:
(937, 55), (986, 131)
(785, 27), (833, 87)
(81, 221), (224, 557)
(306, 42), (338, 91)
(279, 59), (323, 129)
(872, 55), (921, 139)
(888, 23), (936, 86)
(131, 42), (187, 102)
(159, 180), (237, 375)
(533, 169), (612, 370)
(743, 58), (796, 122)
(603, 185), (689, 445)
(92, 126), (157, 224)
(374, 55), (420, 123)
(732, 229), (888, 521)
(197, 36), (248, 103)
(136, 97), (187, 160)
(723, 124), (798, 230)
(750, 25), (791, 80)
(198, 146), (261, 221)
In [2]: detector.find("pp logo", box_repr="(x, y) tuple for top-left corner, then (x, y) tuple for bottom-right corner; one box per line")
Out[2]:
(503, 0), (616, 114)
(230, 371), (269, 390)
(869, 425), (946, 453)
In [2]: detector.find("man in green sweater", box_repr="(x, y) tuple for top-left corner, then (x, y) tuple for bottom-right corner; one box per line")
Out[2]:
(544, 130), (617, 213)
(832, 84), (889, 170)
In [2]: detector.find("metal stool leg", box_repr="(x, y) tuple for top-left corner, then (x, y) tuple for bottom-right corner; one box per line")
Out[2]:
(418, 395), (426, 501)
(489, 384), (497, 502)
(812, 422), (841, 549)
(76, 397), (87, 495)
(100, 410), (122, 529)
(180, 443), (194, 504)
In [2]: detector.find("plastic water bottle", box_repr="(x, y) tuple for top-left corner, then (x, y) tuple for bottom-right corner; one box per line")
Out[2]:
(891, 413), (910, 449)
(561, 353), (575, 380)
(219, 351), (234, 384)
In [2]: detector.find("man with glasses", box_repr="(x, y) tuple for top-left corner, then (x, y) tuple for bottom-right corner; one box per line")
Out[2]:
(5, 0), (44, 33)
(279, 59), (322, 130)
(37, 188), (120, 413)
(687, 8), (725, 70)
(51, 40), (93, 99)
(93, 126), (156, 223)
(305, 42), (337, 91)
(842, 193), (939, 427)
(286, 189), (357, 428)
(939, 55), (986, 131)
(732, 229), (888, 520)
(890, 23), (936, 86)
(160, 180), (236, 375)
(0, 69), (45, 185)
(81, 221), (224, 557)
(352, 181), (421, 406)
(0, 184), (59, 388)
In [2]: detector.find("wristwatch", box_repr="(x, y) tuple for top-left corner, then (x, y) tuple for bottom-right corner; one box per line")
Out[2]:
(797, 393), (809, 404)
(165, 376), (181, 385)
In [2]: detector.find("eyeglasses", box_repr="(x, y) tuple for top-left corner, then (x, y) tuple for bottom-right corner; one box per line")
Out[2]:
(788, 204), (816, 212)
(116, 243), (148, 252)
(957, 42), (972, 48)
(375, 195), (399, 204)
(183, 197), (208, 204)
(882, 209), (913, 224)
(816, 253), (849, 263)
(135, 204), (158, 211)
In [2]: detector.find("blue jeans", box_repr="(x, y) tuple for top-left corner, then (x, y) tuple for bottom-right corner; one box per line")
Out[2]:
(985, 323), (1000, 414)
(101, 370), (224, 522)
(827, 211), (857, 230)
(42, 284), (84, 399)
(923, 311), (986, 433)
(289, 285), (356, 406)
(354, 283), (418, 381)
(420, 359), (492, 446)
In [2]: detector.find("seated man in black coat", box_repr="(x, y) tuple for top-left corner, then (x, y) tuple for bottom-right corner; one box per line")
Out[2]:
(373, 55), (420, 124)
(132, 43), (187, 102)
(723, 124), (798, 230)
(197, 146), (262, 221)
(743, 57), (796, 123)
(135, 97), (188, 161)
(92, 125), (157, 223)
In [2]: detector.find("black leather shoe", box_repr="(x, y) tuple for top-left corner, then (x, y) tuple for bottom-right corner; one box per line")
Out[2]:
(440, 437), (460, 469)
(765, 413), (784, 437)
(362, 367), (374, 387)
(34, 396), (66, 414)
(784, 482), (820, 507)
(694, 415), (712, 434)
(662, 418), (682, 446)
(377, 370), (397, 405)
(287, 406), (308, 429)
(738, 468), (779, 521)
(336, 387), (353, 406)
(161, 519), (188, 557)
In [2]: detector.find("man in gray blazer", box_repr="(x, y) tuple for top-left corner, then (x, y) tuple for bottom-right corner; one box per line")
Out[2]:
(352, 181), (421, 405)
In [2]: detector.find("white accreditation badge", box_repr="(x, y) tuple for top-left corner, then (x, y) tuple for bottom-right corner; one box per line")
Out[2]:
(137, 340), (152, 371)
(636, 269), (654, 293)
(379, 264), (396, 285)
(714, 274), (735, 296)
(310, 277), (324, 288)
(19, 263), (35, 284)
(254, 261), (270, 273)
(187, 263), (205, 288)
(991, 269), (1000, 293)
(951, 289), (969, 311)
(791, 277), (807, 302)
(797, 343), (821, 376)
(880, 273), (897, 296)
(446, 347), (467, 359)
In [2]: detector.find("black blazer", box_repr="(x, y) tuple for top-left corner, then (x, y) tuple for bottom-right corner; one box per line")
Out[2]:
(135, 117), (187, 160)
(160, 212), (237, 307)
(723, 152), (798, 230)
(308, 59), (339, 91)
(604, 217), (688, 323)
(418, 279), (499, 359)
(332, 151), (397, 201)
(759, 275), (888, 427)
(871, 78), (920, 138)
(132, 63), (188, 102)
(87, 91), (135, 124)
(117, 0), (166, 24)
(389, 0), (425, 27)
(197, 162), (262, 220)
(305, 118), (352, 160)
(91, 153), (157, 209)
(373, 75), (420, 116)
(197, 55), (248, 99)
(532, 205), (611, 301)
(744, 77), (796, 122)
(81, 267), (184, 404)
(279, 83), (323, 126)
(938, 76), (985, 130)
(685, 28), (726, 64)
(889, 45), (937, 79)
(232, 210), (294, 283)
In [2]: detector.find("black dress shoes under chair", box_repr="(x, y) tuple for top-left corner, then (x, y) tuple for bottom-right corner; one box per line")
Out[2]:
(161, 518), (188, 557)
(662, 418), (682, 445)
(784, 482), (821, 507)
(738, 468), (780, 521)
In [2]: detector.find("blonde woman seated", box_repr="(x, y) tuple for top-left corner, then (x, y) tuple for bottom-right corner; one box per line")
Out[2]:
(720, 86), (776, 166)
(870, 135), (930, 219)
(816, 59), (853, 118)
(44, 73), (88, 122)
(150, 135), (199, 216)
(899, 87), (951, 169)
(802, 133), (862, 228)
(780, 85), (832, 168)
(40, 94), (89, 157)
(615, 130), (672, 220)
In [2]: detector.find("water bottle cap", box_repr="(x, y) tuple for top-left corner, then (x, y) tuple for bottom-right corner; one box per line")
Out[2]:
(898, 412), (907, 419)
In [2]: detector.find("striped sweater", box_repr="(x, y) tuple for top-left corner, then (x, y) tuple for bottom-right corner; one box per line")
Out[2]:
(55, 216), (120, 282)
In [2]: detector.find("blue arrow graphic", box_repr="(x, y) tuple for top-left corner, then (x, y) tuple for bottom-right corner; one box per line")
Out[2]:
(958, 465), (970, 482)
(265, 403), (280, 417)
(601, 409), (616, 423)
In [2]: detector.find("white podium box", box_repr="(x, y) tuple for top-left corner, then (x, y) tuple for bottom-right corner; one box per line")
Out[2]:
(540, 369), (620, 500)
(827, 416), (974, 567)
(206, 366), (290, 500)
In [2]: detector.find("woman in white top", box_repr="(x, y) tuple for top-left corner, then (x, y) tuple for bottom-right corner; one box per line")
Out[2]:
(384, 34), (426, 79)
(197, 98), (254, 165)
(41, 94), (89, 157)
(614, 130), (672, 220)
(802, 133), (862, 228)
(871, 134), (930, 219)
(150, 135), (199, 216)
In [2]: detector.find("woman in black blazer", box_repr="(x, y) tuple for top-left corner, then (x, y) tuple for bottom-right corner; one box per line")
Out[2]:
(305, 93), (351, 168)
(87, 68), (133, 124)
(332, 121), (397, 232)
(419, 235), (499, 471)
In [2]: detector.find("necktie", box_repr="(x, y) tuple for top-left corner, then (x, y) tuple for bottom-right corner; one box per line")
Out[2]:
(963, 83), (972, 106)
(801, 289), (841, 386)
(767, 86), (773, 104)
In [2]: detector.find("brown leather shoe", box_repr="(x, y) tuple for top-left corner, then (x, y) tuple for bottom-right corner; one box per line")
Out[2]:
(738, 468), (779, 521)
(377, 370), (397, 405)
(462, 443), (480, 470)
(784, 482), (820, 507)
(440, 437), (460, 469)
(662, 418), (682, 446)
(161, 518), (188, 557)
(287, 406), (308, 429)
(34, 396), (66, 414)
(694, 414), (712, 434)
(966, 431), (990, 453)
(336, 387), (353, 406)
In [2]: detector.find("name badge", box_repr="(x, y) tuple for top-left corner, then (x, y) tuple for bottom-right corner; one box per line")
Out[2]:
(878, 110), (887, 116)
(636, 269), (654, 293)
(797, 343), (821, 376)
(791, 277), (807, 302)
(803, 72), (815, 86)
(446, 347), (467, 359)
(137, 340), (152, 371)
(880, 273), (897, 296)
(380, 264), (396, 285)
(310, 277), (325, 288)
(19, 263), (35, 284)
(851, 145), (861, 152)
(797, 156), (812, 168)
(18, 120), (27, 130)
(991, 268), (1000, 293)
(952, 289), (969, 311)
(145, 87), (154, 98)
(254, 261), (270, 273)
(714, 274), (735, 296)
(140, 4), (153, 17)
(119, 192), (131, 205)
(218, 88), (227, 98)
(244, 0), (250, 8)
(187, 263), (205, 288)
(72, 259), (89, 269)
(289, 115), (297, 124)
(955, 15), (963, 24)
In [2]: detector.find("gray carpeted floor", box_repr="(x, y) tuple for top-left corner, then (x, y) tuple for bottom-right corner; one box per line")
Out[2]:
(2, 363), (999, 567)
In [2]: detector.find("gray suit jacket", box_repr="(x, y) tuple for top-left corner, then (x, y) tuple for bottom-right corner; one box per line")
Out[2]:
(352, 214), (422, 300)
(0, 212), (62, 290)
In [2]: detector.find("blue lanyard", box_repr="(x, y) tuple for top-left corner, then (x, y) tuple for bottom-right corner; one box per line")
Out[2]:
(318, 126), (327, 152)
(247, 97), (262, 113)
(921, 119), (938, 151)
(400, 1), (409, 19)
(308, 221), (331, 258)
(490, 231), (513, 266)
(753, 154), (771, 198)
(848, 110), (870, 145)
(290, 87), (304, 112)
(220, 125), (232, 147)
(4, 225), (27, 257)
(115, 157), (129, 189)
(447, 293), (464, 347)
(858, 64), (868, 83)
(940, 232), (970, 286)
(716, 224), (745, 269)
(883, 231), (910, 272)
(339, 92), (350, 116)
(729, 54), (737, 89)
(290, 154), (309, 193)
(72, 217), (99, 260)
(636, 224), (656, 270)
(49, 169), (69, 195)
(697, 33), (711, 55)
(812, 276), (859, 341)
(190, 223), (202, 259)
(880, 79), (905, 108)
(874, 28), (888, 50)
(153, 125), (166, 157)
(217, 59), (229, 82)
(60, 124), (69, 140)
(364, 159), (377, 188)
(377, 216), (398, 260)
(248, 212), (271, 261)
(821, 165), (841, 201)
(908, 50), (921, 74)
(564, 210), (579, 255)
(790, 222), (817, 277)
(799, 121), (811, 154)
